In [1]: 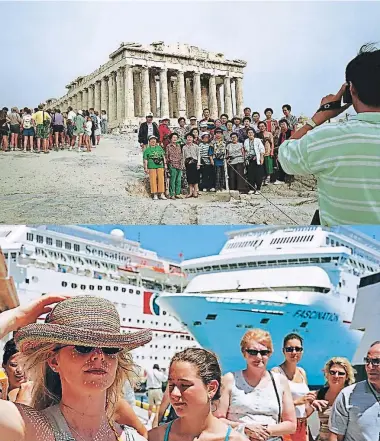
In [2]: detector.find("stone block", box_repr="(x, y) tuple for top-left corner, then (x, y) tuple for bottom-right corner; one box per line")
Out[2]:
(212, 191), (231, 202)
(230, 190), (240, 200)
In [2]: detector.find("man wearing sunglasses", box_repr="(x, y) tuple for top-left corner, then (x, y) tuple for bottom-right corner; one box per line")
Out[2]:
(329, 341), (380, 441)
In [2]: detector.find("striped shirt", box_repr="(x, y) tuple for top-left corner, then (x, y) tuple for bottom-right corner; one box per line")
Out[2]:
(278, 113), (380, 226)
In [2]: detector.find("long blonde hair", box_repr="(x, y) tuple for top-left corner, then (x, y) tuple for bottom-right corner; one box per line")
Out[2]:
(20, 343), (139, 420)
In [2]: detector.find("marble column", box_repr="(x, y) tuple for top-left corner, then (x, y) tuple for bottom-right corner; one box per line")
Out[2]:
(235, 77), (244, 117)
(216, 83), (222, 116)
(185, 76), (194, 117)
(223, 76), (233, 117)
(208, 76), (218, 119)
(201, 76), (208, 111)
(141, 66), (151, 117)
(94, 81), (101, 112)
(149, 71), (157, 116)
(72, 94), (77, 110)
(117, 68), (124, 122)
(108, 71), (117, 122)
(168, 76), (174, 118)
(172, 79), (178, 117)
(193, 72), (202, 119)
(124, 65), (135, 118)
(133, 71), (142, 116)
(77, 92), (82, 111)
(159, 68), (169, 117)
(82, 88), (88, 110)
(177, 71), (186, 118)
(87, 86), (93, 109)
(101, 77), (109, 115)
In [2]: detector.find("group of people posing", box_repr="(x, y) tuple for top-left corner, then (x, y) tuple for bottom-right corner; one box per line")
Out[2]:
(0, 105), (109, 153)
(1, 295), (378, 441)
(139, 106), (301, 200)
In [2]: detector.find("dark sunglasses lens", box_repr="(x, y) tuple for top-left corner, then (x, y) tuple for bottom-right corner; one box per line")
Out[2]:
(365, 357), (380, 366)
(102, 347), (122, 355)
(285, 347), (303, 353)
(330, 370), (345, 376)
(74, 346), (94, 354)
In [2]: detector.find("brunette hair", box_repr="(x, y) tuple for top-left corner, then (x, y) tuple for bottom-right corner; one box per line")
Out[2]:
(170, 348), (221, 401)
(283, 333), (303, 347)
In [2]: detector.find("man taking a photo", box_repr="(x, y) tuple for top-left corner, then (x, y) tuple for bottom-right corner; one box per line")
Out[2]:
(279, 44), (380, 226)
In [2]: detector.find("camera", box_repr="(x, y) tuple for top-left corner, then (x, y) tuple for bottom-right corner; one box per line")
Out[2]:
(343, 83), (352, 104)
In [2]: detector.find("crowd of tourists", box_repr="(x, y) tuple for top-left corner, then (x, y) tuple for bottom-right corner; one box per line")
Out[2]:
(0, 295), (378, 441)
(139, 106), (302, 200)
(0, 105), (108, 153)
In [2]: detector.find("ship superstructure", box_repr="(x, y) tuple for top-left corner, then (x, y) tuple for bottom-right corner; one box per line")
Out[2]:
(158, 226), (380, 386)
(0, 225), (197, 370)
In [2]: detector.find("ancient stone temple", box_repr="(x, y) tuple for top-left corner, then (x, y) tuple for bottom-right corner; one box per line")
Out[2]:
(48, 42), (247, 130)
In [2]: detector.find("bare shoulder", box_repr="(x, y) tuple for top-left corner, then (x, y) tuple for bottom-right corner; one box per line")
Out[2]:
(222, 372), (235, 385)
(148, 423), (167, 441)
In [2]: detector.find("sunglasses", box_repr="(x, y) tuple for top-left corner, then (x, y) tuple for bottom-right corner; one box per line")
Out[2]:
(56, 345), (122, 355)
(284, 346), (304, 353)
(329, 370), (346, 377)
(245, 349), (271, 357)
(364, 357), (380, 366)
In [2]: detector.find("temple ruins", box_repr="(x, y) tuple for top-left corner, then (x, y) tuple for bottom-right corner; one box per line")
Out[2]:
(46, 42), (247, 131)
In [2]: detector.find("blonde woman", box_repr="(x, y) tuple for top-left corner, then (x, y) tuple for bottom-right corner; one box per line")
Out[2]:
(0, 294), (151, 441)
(309, 357), (355, 441)
(215, 329), (296, 441)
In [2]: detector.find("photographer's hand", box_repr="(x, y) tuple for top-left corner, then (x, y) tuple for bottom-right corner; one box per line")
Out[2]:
(312, 83), (352, 126)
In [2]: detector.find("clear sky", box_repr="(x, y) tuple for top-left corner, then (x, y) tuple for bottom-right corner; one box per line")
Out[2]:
(86, 225), (380, 261)
(3, 1), (380, 118)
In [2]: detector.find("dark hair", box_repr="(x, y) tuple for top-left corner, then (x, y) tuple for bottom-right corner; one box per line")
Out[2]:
(252, 111), (260, 117)
(282, 104), (291, 111)
(264, 108), (274, 114)
(243, 116), (251, 122)
(247, 128), (255, 135)
(220, 114), (229, 119)
(24, 108), (31, 115)
(55, 109), (61, 114)
(34, 108), (38, 113)
(279, 118), (289, 127)
(190, 128), (199, 137)
(2, 107), (9, 112)
(370, 341), (380, 348)
(170, 348), (221, 401)
(283, 333), (303, 347)
(177, 117), (185, 123)
(226, 120), (233, 125)
(258, 121), (267, 128)
(153, 364), (160, 370)
(203, 108), (210, 113)
(186, 132), (194, 139)
(244, 107), (251, 112)
(168, 132), (179, 140)
(68, 106), (73, 111)
(230, 132), (239, 138)
(3, 338), (18, 366)
(38, 104), (44, 110)
(346, 43), (380, 107)
(233, 116), (241, 121)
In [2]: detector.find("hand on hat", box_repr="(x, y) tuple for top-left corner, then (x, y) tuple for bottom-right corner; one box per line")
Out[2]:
(14, 294), (69, 330)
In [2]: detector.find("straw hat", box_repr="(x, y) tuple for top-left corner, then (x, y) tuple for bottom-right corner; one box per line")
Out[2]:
(15, 296), (152, 354)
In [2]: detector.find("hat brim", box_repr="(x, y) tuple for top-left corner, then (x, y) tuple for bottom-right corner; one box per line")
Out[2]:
(15, 323), (152, 354)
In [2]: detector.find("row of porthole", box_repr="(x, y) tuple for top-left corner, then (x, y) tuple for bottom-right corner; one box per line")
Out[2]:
(61, 280), (141, 295)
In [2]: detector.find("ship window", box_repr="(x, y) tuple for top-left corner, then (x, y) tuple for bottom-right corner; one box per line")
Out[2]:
(163, 311), (167, 315)
(122, 303), (126, 308)
(106, 286), (111, 291)
(122, 318), (126, 322)
(114, 286), (118, 291)
(4, 253), (8, 259)
(71, 283), (77, 288)
(300, 322), (308, 328)
(136, 290), (141, 295)
(36, 235), (43, 244)
(129, 289), (134, 294)
(98, 286), (102, 291)
(129, 319), (132, 322)
(236, 324), (243, 328)
(260, 318), (269, 324)
(352, 298), (355, 303)
(62, 281), (67, 287)
(25, 278), (30, 284)
(74, 244), (80, 252)
(206, 314), (217, 320)
(80, 285), (85, 290)
(27, 233), (33, 241)
(65, 242), (71, 250)
(186, 336), (190, 340)
(245, 324), (253, 328)
(11, 252), (17, 259)
(347, 297), (350, 302)
(89, 285), (94, 291)
(46, 237), (53, 245)
(122, 288), (126, 293)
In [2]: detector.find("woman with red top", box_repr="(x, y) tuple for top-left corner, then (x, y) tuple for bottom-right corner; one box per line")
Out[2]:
(257, 121), (275, 185)
(158, 117), (171, 149)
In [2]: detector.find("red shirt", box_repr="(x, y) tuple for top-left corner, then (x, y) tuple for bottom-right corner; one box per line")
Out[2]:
(159, 124), (171, 148)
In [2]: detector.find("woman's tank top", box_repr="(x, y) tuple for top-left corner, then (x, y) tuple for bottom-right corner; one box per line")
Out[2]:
(42, 405), (137, 441)
(227, 370), (284, 440)
(163, 420), (232, 441)
(275, 366), (309, 418)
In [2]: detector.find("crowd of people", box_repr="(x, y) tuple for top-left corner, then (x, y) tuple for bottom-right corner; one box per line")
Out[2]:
(139, 106), (302, 200)
(0, 295), (378, 441)
(0, 105), (108, 153)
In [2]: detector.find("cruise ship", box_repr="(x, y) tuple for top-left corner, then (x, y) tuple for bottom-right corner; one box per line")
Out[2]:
(0, 225), (198, 371)
(158, 226), (380, 386)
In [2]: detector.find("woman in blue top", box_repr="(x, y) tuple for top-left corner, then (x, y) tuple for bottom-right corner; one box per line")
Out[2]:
(149, 348), (244, 441)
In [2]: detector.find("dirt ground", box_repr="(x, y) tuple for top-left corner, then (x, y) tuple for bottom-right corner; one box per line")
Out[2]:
(0, 134), (318, 225)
